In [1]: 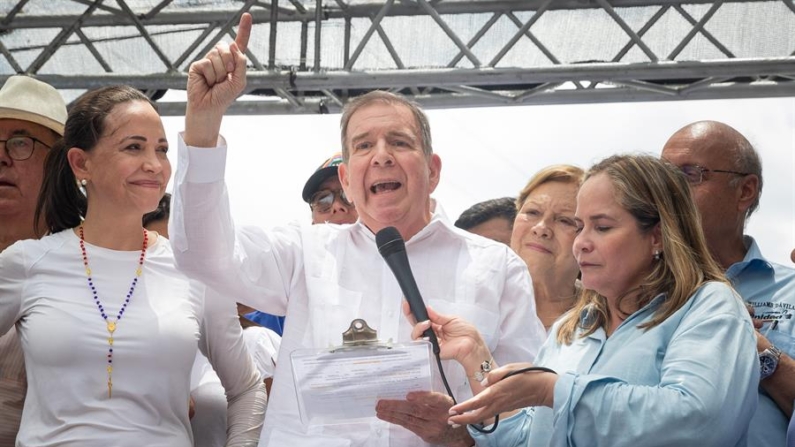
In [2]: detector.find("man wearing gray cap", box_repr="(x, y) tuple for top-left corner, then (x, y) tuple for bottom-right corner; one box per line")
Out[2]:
(0, 74), (67, 444)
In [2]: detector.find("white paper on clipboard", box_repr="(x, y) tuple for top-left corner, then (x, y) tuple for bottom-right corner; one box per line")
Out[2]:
(290, 340), (434, 426)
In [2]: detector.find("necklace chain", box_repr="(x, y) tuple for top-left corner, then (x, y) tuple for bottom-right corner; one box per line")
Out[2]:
(78, 224), (148, 398)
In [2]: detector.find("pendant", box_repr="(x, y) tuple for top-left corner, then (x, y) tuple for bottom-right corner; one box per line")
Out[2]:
(107, 321), (116, 334)
(107, 365), (113, 398)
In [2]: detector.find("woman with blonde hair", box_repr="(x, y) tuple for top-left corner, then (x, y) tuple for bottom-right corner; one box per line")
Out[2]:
(410, 154), (758, 446)
(511, 165), (583, 331)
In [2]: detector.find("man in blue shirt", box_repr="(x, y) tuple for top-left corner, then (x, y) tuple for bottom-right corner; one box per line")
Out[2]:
(662, 121), (795, 447)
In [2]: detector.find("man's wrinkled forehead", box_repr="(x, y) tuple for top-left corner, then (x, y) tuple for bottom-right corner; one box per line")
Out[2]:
(0, 118), (58, 141)
(346, 102), (420, 143)
(664, 136), (728, 168)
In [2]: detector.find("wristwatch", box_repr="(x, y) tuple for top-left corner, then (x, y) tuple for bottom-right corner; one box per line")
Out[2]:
(473, 359), (493, 382)
(759, 345), (782, 380)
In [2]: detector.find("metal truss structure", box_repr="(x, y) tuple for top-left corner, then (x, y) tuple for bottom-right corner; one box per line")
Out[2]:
(1, 0), (794, 115)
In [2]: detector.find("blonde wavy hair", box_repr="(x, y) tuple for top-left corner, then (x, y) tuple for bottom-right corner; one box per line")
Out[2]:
(515, 164), (585, 212)
(557, 154), (727, 344)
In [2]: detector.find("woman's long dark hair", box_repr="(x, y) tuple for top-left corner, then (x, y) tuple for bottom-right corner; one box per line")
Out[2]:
(35, 86), (157, 235)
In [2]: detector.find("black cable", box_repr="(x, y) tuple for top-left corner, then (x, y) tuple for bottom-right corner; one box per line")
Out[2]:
(432, 354), (557, 435)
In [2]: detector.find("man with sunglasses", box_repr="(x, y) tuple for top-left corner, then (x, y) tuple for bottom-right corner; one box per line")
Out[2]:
(302, 152), (358, 225)
(0, 75), (67, 445)
(662, 120), (795, 447)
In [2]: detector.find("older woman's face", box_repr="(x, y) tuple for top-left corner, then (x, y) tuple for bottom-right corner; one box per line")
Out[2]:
(511, 181), (579, 280)
(572, 173), (659, 301)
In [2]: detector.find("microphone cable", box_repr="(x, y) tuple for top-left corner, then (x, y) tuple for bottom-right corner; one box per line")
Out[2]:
(434, 353), (556, 435)
(375, 226), (557, 435)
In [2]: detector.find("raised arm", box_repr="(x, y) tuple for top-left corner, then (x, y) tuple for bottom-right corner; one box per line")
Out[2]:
(172, 12), (300, 314)
(185, 12), (251, 148)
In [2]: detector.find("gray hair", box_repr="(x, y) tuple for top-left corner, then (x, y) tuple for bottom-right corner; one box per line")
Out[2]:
(729, 135), (763, 219)
(339, 91), (433, 162)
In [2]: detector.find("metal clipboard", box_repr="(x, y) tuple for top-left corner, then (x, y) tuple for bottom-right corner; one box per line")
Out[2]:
(289, 319), (434, 426)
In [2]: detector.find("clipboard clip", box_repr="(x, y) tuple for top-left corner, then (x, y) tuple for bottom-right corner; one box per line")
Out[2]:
(329, 319), (393, 353)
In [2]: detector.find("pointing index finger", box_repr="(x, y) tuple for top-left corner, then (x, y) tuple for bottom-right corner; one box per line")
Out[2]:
(235, 12), (252, 53)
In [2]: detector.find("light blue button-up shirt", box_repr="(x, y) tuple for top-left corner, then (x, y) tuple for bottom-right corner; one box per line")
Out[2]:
(470, 281), (759, 447)
(788, 410), (795, 447)
(727, 236), (795, 447)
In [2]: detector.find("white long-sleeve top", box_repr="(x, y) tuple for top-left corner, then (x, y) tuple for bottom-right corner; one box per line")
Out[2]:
(171, 136), (547, 447)
(0, 230), (267, 447)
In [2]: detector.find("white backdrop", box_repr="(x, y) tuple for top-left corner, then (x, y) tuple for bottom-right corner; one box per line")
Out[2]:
(161, 96), (795, 265)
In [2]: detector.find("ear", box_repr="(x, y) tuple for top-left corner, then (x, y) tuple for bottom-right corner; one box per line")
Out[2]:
(427, 154), (442, 194)
(736, 174), (759, 215)
(338, 161), (350, 193)
(650, 222), (663, 255)
(67, 147), (90, 182)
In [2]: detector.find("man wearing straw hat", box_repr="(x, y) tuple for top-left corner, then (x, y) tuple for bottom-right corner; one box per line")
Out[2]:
(0, 74), (67, 444)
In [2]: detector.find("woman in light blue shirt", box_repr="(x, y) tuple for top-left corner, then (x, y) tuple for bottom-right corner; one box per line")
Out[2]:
(412, 154), (759, 446)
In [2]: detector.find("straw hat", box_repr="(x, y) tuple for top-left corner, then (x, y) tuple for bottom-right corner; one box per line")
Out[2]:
(0, 75), (67, 136)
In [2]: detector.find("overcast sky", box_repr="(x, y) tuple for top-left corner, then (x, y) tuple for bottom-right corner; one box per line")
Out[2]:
(161, 96), (795, 265)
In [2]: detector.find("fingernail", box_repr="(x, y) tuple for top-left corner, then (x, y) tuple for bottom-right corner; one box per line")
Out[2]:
(480, 378), (489, 387)
(448, 409), (458, 415)
(449, 422), (461, 428)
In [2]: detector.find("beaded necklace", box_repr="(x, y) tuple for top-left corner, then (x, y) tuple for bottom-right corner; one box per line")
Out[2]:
(79, 224), (148, 398)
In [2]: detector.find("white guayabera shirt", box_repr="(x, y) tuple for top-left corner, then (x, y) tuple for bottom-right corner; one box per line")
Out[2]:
(172, 135), (547, 447)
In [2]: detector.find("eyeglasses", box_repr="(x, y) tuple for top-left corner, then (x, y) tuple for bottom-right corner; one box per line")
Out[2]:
(678, 164), (749, 185)
(1, 136), (52, 161)
(310, 189), (354, 213)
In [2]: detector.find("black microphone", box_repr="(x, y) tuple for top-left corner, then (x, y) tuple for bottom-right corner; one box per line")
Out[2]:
(376, 226), (440, 354)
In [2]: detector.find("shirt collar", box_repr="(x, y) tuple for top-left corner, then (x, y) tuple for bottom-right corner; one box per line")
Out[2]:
(578, 292), (667, 341)
(351, 197), (451, 245)
(725, 235), (774, 279)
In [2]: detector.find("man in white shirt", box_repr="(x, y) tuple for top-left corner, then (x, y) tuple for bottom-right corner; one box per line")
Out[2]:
(0, 75), (67, 445)
(171, 15), (545, 446)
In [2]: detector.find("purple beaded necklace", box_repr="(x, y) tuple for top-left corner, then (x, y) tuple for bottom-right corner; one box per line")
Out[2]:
(79, 224), (148, 398)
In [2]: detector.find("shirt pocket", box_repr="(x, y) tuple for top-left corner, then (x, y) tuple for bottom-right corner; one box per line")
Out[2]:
(304, 277), (363, 349)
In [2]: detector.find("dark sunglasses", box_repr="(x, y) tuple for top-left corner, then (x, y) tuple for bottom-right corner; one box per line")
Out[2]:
(310, 189), (354, 213)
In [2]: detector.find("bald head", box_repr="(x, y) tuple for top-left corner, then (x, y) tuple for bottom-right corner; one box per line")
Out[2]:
(661, 120), (764, 268)
(663, 120), (762, 217)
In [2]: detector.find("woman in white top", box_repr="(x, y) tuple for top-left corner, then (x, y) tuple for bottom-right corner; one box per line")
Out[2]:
(0, 67), (266, 445)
